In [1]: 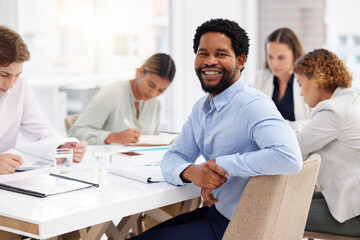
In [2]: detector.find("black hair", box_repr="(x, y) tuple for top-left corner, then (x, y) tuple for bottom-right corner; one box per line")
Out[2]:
(193, 18), (249, 60)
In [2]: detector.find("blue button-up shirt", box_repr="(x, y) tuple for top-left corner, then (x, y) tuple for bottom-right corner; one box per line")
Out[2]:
(161, 78), (302, 220)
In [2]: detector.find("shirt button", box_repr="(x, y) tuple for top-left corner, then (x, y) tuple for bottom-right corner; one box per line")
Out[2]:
(206, 134), (210, 138)
(319, 185), (324, 191)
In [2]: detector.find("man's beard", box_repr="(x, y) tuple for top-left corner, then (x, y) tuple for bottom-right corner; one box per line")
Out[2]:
(196, 66), (237, 95)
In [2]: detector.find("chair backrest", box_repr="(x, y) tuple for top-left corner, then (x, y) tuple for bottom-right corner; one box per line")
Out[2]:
(222, 154), (321, 240)
(64, 113), (80, 133)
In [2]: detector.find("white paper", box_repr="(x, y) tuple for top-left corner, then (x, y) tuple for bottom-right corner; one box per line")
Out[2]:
(4, 137), (79, 170)
(15, 137), (79, 160)
(6, 149), (53, 170)
(107, 165), (165, 183)
(126, 134), (177, 146)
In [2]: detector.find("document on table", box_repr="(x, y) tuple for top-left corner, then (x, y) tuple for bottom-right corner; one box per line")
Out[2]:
(107, 165), (165, 183)
(4, 137), (79, 171)
(116, 147), (168, 165)
(6, 148), (53, 170)
(126, 134), (178, 146)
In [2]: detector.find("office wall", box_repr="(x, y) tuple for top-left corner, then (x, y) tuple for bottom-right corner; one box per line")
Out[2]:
(258, 0), (326, 68)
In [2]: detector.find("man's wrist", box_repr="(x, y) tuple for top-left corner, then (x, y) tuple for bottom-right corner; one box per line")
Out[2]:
(180, 164), (193, 183)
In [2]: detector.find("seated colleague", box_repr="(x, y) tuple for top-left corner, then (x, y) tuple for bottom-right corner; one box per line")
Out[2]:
(129, 18), (302, 240)
(294, 49), (360, 236)
(252, 28), (310, 121)
(68, 53), (176, 145)
(0, 25), (87, 174)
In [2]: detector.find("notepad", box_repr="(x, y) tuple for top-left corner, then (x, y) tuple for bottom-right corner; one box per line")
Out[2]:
(0, 173), (99, 198)
(107, 165), (165, 183)
(5, 137), (79, 171)
(7, 149), (53, 170)
(126, 134), (178, 146)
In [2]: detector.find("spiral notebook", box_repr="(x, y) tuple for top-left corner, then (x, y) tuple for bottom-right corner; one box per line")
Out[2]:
(0, 173), (99, 198)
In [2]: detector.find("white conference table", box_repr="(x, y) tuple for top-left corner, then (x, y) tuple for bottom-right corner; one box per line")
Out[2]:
(0, 145), (201, 239)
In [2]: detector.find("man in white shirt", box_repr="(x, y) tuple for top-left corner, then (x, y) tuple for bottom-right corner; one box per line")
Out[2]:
(0, 25), (88, 174)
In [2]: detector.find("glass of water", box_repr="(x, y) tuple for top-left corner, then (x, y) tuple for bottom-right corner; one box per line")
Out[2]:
(93, 147), (112, 172)
(54, 148), (73, 173)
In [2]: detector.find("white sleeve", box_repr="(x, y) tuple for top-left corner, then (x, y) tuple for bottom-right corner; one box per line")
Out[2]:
(20, 82), (60, 142)
(297, 108), (339, 157)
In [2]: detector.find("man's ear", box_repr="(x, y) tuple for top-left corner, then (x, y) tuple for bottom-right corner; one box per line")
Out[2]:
(236, 54), (246, 71)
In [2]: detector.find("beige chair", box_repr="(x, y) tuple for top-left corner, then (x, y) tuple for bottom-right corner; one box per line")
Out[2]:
(64, 113), (80, 133)
(222, 154), (321, 240)
(304, 231), (360, 240)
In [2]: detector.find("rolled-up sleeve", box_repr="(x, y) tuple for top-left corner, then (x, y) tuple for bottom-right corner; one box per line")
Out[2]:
(161, 112), (201, 186)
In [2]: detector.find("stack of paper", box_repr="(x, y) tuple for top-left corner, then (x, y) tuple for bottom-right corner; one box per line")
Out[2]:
(107, 165), (165, 183)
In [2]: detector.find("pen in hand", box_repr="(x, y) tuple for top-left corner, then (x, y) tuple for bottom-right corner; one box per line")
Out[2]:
(122, 118), (141, 143)
(124, 118), (132, 128)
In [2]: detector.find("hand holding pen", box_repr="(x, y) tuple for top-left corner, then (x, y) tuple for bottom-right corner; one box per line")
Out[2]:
(104, 119), (141, 144)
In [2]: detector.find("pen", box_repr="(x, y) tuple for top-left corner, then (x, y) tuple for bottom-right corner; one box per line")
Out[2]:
(49, 173), (99, 187)
(124, 118), (132, 128)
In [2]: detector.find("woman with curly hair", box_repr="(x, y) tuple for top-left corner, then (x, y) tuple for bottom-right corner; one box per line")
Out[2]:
(294, 48), (360, 236)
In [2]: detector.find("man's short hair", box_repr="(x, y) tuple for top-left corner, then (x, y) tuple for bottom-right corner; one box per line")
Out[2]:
(193, 18), (250, 59)
(0, 25), (30, 66)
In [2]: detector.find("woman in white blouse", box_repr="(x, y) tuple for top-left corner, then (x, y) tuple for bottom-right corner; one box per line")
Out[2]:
(252, 28), (310, 121)
(294, 48), (360, 236)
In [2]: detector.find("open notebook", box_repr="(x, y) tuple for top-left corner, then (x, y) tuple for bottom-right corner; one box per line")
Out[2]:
(126, 134), (178, 146)
(0, 173), (99, 198)
(5, 137), (79, 171)
(7, 149), (53, 170)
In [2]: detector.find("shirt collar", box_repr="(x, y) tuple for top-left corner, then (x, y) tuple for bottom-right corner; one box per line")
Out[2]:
(331, 86), (353, 99)
(202, 77), (244, 113)
(0, 88), (12, 99)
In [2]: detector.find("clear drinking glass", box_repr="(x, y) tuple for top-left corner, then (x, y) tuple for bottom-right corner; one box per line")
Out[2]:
(93, 147), (112, 172)
(54, 148), (73, 173)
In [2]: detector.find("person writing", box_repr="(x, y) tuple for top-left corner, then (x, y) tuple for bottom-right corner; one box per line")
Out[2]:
(129, 18), (302, 240)
(252, 28), (310, 121)
(294, 49), (360, 236)
(68, 53), (176, 145)
(0, 25), (88, 174)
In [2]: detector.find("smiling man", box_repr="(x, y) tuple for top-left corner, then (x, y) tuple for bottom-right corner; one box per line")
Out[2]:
(0, 25), (88, 174)
(129, 18), (302, 240)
